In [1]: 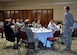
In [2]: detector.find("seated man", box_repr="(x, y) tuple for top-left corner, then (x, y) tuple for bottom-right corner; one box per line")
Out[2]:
(72, 22), (77, 36)
(48, 19), (59, 33)
(73, 22), (77, 28)
(4, 18), (20, 49)
(20, 19), (40, 50)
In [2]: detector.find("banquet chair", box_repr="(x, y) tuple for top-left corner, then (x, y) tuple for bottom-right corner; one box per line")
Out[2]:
(0, 28), (4, 38)
(72, 28), (77, 36)
(46, 31), (61, 50)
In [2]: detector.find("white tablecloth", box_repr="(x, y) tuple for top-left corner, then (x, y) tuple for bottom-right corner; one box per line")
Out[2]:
(31, 28), (53, 47)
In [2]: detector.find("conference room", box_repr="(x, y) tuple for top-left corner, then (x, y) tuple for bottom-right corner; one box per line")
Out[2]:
(0, 0), (77, 55)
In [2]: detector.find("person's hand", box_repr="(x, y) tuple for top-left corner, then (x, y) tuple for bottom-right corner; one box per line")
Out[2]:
(70, 27), (73, 29)
(11, 25), (15, 29)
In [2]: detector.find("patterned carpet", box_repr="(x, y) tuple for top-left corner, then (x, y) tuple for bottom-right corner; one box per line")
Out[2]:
(0, 34), (77, 55)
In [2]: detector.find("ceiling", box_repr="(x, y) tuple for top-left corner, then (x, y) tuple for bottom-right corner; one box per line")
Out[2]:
(0, 0), (77, 2)
(0, 0), (20, 2)
(0, 0), (77, 5)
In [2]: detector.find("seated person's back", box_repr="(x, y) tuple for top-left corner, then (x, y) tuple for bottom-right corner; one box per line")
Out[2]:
(4, 21), (15, 42)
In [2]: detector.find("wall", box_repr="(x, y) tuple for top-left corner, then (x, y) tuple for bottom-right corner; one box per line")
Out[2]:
(54, 5), (77, 21)
(0, 3), (2, 10)
(4, 10), (53, 26)
(1, 0), (77, 21)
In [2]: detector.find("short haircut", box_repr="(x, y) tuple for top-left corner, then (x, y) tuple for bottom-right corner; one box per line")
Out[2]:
(65, 6), (70, 11)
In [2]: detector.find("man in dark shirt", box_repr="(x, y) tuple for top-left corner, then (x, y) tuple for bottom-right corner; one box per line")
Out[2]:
(4, 19), (20, 49)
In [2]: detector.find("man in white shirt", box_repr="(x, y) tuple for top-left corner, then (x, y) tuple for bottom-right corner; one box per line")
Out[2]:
(48, 19), (58, 33)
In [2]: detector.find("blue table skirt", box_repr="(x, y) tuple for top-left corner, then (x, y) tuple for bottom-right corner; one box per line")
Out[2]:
(34, 32), (53, 47)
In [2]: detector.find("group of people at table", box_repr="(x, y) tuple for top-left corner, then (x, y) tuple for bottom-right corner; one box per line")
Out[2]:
(4, 17), (62, 50)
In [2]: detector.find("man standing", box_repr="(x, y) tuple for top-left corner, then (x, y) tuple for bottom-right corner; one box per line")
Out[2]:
(62, 6), (74, 51)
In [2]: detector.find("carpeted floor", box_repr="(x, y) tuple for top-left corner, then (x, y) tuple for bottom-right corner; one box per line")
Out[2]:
(0, 34), (77, 55)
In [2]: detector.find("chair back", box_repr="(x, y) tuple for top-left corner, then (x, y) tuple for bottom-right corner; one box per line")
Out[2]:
(4, 25), (15, 42)
(0, 28), (3, 33)
(53, 31), (60, 37)
(18, 26), (21, 32)
(19, 31), (27, 40)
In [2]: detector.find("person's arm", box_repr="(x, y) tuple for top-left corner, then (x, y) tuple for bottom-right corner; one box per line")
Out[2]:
(69, 14), (74, 27)
(20, 26), (25, 32)
(48, 22), (52, 29)
(68, 14), (74, 29)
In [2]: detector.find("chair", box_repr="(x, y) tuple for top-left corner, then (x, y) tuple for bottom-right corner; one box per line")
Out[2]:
(72, 28), (77, 36)
(46, 31), (61, 50)
(0, 28), (4, 38)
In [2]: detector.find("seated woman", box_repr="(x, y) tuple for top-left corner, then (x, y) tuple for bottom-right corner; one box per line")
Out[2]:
(19, 19), (24, 27)
(33, 19), (42, 28)
(14, 19), (20, 32)
(32, 18), (37, 27)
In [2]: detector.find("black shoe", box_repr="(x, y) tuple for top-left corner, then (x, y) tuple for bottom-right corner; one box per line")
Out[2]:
(34, 47), (40, 51)
(61, 42), (64, 44)
(63, 48), (71, 51)
(13, 44), (18, 49)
